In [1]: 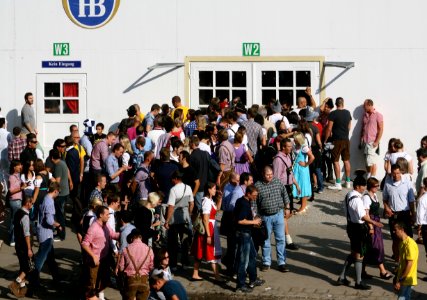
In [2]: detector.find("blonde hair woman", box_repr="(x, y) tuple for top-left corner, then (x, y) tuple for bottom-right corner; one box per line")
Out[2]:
(292, 132), (314, 214)
(119, 135), (133, 167)
(134, 192), (161, 246)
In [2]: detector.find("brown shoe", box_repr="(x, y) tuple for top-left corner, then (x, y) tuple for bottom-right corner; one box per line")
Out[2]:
(18, 285), (28, 298)
(8, 281), (20, 297)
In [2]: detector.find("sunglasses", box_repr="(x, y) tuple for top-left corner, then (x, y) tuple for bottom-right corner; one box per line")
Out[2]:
(59, 144), (66, 148)
(162, 256), (169, 259)
(29, 140), (38, 144)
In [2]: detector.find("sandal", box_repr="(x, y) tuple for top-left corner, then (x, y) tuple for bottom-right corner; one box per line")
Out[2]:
(380, 272), (393, 280)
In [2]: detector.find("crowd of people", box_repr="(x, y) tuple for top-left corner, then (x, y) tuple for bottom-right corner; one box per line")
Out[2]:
(0, 89), (425, 300)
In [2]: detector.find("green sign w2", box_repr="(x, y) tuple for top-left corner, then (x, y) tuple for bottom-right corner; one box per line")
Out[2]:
(242, 43), (260, 56)
(53, 43), (70, 56)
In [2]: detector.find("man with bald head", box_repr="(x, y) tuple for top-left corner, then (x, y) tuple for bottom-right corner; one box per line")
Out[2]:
(255, 166), (291, 272)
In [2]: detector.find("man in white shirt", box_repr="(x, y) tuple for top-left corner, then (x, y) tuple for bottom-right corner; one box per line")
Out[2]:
(107, 195), (121, 254)
(337, 175), (382, 290)
(416, 177), (427, 281)
(416, 148), (427, 196)
(165, 171), (194, 270)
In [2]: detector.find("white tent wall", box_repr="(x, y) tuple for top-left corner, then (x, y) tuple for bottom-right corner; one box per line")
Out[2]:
(1, 0), (426, 177)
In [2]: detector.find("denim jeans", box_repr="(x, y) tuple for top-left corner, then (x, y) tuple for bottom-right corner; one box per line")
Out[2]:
(194, 192), (204, 212)
(236, 231), (257, 288)
(397, 285), (412, 300)
(8, 199), (22, 244)
(314, 167), (324, 191)
(33, 238), (59, 287)
(262, 209), (286, 266)
(54, 195), (68, 240)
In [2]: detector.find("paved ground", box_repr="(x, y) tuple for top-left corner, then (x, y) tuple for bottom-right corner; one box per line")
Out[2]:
(0, 185), (426, 299)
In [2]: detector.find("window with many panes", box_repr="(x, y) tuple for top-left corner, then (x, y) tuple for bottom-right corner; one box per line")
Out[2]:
(44, 82), (79, 114)
(261, 70), (311, 107)
(198, 70), (248, 106)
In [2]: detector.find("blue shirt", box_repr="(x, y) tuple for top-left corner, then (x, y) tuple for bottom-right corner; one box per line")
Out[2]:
(37, 194), (55, 243)
(161, 280), (188, 300)
(119, 223), (136, 253)
(106, 154), (120, 183)
(222, 184), (243, 212)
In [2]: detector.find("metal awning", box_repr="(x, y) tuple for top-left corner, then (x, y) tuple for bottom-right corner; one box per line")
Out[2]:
(123, 63), (184, 93)
(317, 61), (355, 93)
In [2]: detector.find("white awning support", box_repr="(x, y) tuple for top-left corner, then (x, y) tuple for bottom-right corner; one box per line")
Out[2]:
(123, 63), (184, 93)
(317, 61), (355, 94)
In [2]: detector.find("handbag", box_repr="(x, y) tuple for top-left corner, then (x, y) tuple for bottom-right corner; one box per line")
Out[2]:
(252, 220), (268, 245)
(193, 213), (205, 235)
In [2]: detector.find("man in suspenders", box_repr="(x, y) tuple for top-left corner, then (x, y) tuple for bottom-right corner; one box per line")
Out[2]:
(337, 174), (382, 290)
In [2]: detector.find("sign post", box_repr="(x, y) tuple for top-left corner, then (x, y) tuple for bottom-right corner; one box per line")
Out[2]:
(242, 43), (260, 56)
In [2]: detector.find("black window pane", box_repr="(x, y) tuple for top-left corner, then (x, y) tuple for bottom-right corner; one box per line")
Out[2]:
(262, 90), (276, 105)
(44, 99), (60, 114)
(63, 100), (79, 114)
(232, 71), (246, 87)
(44, 83), (60, 97)
(199, 71), (213, 87)
(216, 71), (229, 87)
(232, 90), (247, 106)
(215, 89), (229, 102)
(199, 90), (213, 105)
(279, 71), (293, 87)
(262, 71), (276, 87)
(296, 71), (311, 87)
(279, 90), (293, 108)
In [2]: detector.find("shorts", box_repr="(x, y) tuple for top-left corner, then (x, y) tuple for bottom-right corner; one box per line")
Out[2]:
(85, 258), (110, 294)
(347, 223), (368, 256)
(331, 140), (350, 162)
(364, 142), (378, 166)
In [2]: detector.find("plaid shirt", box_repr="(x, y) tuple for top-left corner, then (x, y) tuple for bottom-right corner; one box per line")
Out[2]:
(8, 136), (26, 161)
(185, 120), (197, 137)
(255, 177), (290, 216)
(241, 119), (263, 156)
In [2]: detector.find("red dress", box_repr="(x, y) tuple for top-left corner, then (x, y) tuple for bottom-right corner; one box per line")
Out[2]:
(191, 198), (222, 262)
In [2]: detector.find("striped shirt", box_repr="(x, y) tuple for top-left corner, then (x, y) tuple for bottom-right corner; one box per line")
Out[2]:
(37, 194), (56, 243)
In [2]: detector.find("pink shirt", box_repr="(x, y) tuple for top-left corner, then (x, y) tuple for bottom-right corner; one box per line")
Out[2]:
(82, 220), (119, 260)
(119, 239), (154, 276)
(362, 110), (383, 143)
(9, 173), (22, 201)
(218, 140), (236, 171)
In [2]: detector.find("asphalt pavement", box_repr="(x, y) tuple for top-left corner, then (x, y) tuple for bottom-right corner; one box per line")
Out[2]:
(0, 184), (426, 299)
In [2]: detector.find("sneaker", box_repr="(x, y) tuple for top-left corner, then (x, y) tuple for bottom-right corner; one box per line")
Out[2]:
(355, 282), (371, 290)
(260, 265), (270, 272)
(10, 242), (15, 247)
(53, 237), (62, 242)
(345, 181), (351, 189)
(328, 183), (342, 191)
(248, 278), (265, 288)
(286, 243), (300, 250)
(8, 281), (20, 297)
(278, 264), (290, 273)
(336, 277), (351, 286)
(316, 189), (323, 194)
(236, 286), (253, 293)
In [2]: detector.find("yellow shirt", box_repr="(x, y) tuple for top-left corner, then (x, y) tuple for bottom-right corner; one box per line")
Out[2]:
(171, 105), (189, 122)
(397, 236), (418, 286)
(74, 144), (87, 159)
(139, 112), (145, 121)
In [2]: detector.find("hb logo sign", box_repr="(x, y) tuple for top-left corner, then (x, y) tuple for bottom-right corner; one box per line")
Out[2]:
(62, 0), (120, 29)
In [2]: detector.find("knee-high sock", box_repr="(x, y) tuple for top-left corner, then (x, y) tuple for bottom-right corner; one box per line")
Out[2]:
(339, 255), (354, 279)
(355, 259), (363, 284)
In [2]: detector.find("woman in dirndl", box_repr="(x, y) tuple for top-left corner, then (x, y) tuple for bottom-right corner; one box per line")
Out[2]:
(191, 182), (225, 282)
(362, 177), (393, 279)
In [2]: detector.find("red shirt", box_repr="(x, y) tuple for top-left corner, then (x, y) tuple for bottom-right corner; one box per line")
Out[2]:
(362, 110), (383, 143)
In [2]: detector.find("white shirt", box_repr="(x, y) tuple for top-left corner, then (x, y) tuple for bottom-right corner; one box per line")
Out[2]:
(268, 113), (290, 130)
(198, 141), (211, 154)
(416, 193), (427, 225)
(389, 152), (412, 164)
(343, 190), (366, 224)
(147, 128), (165, 154)
(227, 123), (248, 146)
(362, 193), (378, 210)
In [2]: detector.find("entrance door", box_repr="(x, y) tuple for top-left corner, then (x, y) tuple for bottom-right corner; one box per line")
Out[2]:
(253, 62), (320, 108)
(36, 74), (87, 149)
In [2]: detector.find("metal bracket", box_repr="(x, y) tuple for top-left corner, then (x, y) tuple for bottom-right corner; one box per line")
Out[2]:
(123, 63), (184, 93)
(317, 61), (355, 94)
